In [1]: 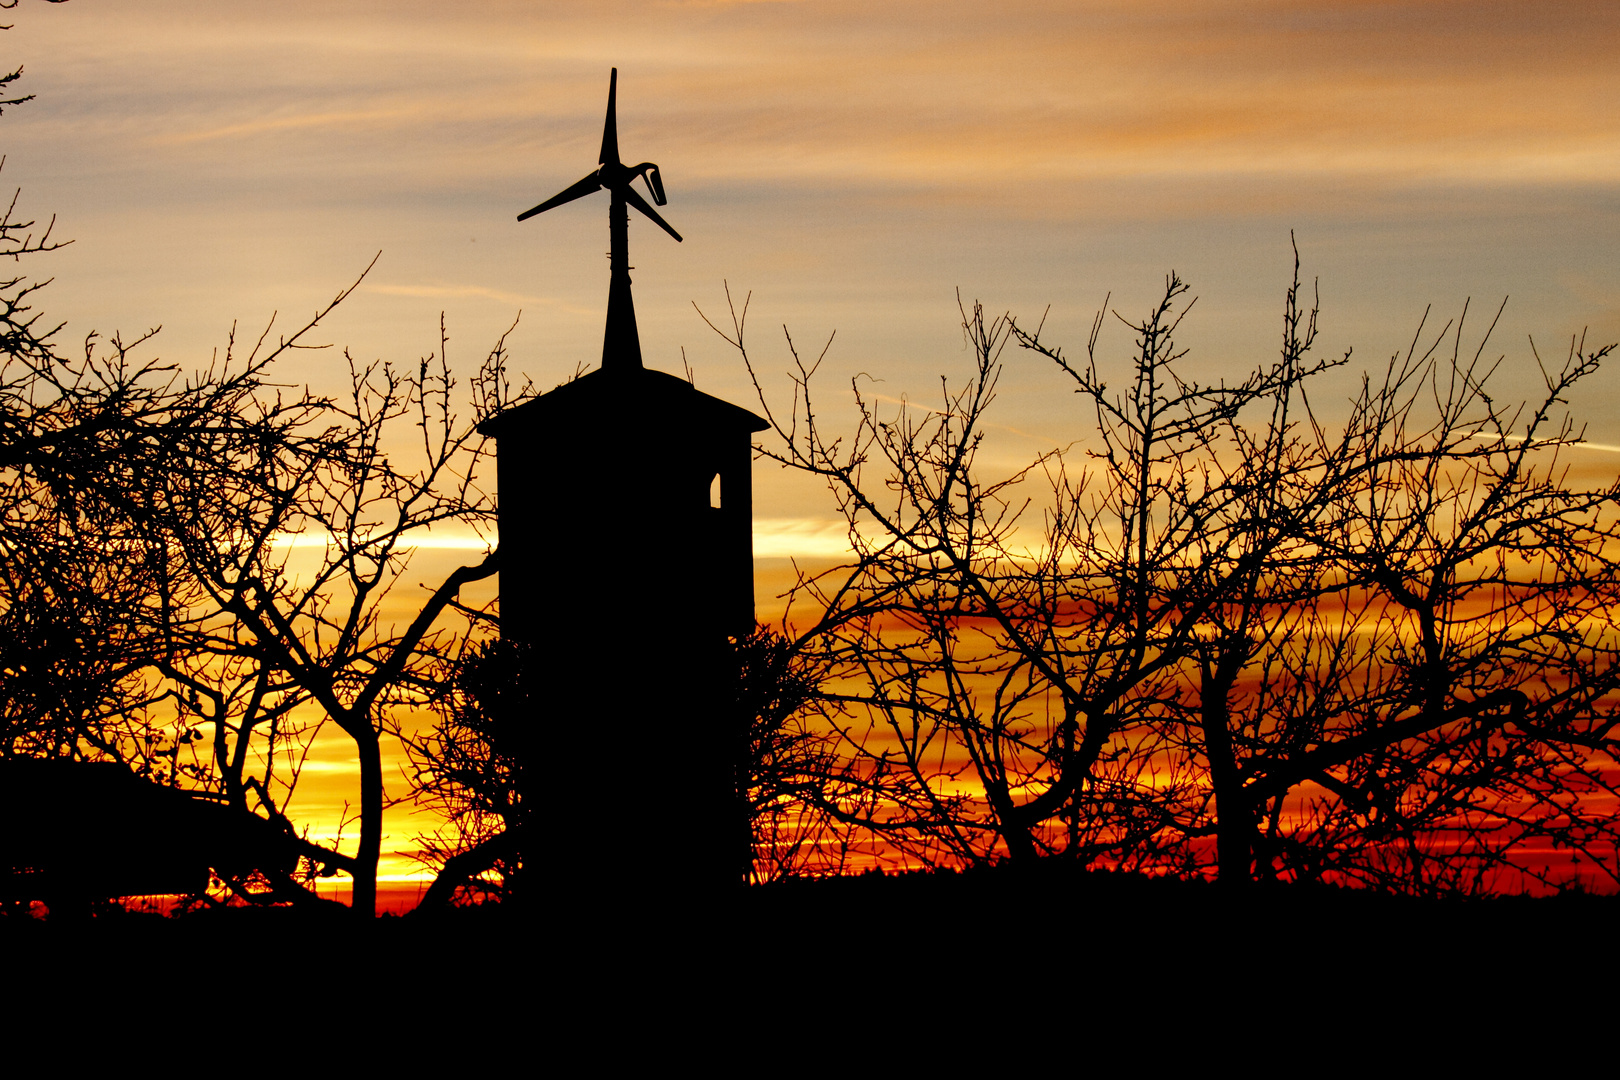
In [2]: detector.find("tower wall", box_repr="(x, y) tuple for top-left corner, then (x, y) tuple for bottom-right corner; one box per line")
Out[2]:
(484, 367), (766, 898)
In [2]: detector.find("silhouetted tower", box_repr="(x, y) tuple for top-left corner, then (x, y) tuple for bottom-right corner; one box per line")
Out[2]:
(478, 70), (766, 898)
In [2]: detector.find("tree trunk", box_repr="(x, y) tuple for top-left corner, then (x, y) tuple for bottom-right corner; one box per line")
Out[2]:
(351, 724), (382, 917)
(1213, 793), (1254, 888)
(1200, 663), (1254, 888)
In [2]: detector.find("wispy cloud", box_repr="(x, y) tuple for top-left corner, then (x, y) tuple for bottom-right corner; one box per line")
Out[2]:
(27, 0), (1620, 204)
(1467, 433), (1620, 453)
(153, 108), (419, 146)
(362, 283), (564, 309)
(270, 532), (495, 550)
(753, 517), (854, 559)
(269, 520), (870, 559)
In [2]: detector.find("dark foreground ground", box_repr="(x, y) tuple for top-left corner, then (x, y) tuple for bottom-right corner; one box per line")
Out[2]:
(8, 862), (1613, 966)
(4, 863), (1612, 1050)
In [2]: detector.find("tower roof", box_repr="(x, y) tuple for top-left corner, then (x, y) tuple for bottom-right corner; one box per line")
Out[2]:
(476, 365), (768, 440)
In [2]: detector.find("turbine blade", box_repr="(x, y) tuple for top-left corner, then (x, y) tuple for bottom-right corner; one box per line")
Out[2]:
(622, 183), (683, 242)
(599, 68), (620, 167)
(517, 171), (602, 221)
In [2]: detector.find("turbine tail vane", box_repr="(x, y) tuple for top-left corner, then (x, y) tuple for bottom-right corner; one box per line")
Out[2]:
(637, 163), (667, 206)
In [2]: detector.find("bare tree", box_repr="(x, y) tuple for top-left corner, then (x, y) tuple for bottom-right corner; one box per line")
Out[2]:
(713, 253), (1620, 892)
(1076, 273), (1620, 894)
(0, 8), (160, 770)
(709, 272), (1343, 871)
(729, 627), (846, 883)
(403, 637), (530, 909)
(0, 3), (523, 914)
(144, 309), (521, 913)
(2, 273), (522, 913)
(1262, 308), (1620, 894)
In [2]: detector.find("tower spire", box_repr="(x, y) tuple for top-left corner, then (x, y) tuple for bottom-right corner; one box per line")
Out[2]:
(517, 68), (681, 372)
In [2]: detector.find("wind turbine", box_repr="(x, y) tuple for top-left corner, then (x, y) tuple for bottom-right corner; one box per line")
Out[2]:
(518, 68), (681, 372)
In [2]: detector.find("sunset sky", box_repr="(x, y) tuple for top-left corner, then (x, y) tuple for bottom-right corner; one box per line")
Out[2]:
(6, 0), (1619, 899)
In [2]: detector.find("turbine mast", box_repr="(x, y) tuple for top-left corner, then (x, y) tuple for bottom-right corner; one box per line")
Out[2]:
(601, 70), (638, 371)
(516, 68), (682, 373)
